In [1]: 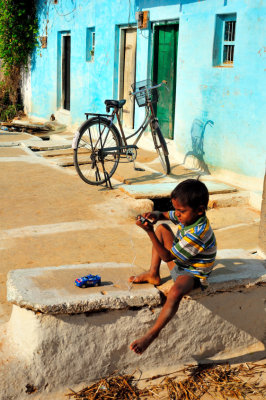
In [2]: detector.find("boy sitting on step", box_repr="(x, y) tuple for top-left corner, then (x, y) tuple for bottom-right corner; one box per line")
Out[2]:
(129, 179), (217, 355)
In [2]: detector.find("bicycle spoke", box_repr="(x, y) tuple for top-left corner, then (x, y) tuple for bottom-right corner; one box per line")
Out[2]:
(74, 118), (121, 185)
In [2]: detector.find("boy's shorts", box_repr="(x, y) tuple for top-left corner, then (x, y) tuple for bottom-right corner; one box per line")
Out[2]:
(170, 265), (209, 289)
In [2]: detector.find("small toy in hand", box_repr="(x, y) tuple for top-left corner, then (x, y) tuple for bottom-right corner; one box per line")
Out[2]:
(75, 274), (101, 288)
(137, 215), (151, 224)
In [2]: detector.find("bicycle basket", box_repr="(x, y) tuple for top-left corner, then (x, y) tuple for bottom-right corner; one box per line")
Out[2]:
(131, 79), (159, 107)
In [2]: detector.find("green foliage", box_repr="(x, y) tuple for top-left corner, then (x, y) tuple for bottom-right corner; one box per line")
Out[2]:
(0, 79), (22, 121)
(0, 104), (21, 121)
(0, 0), (38, 119)
(0, 0), (38, 73)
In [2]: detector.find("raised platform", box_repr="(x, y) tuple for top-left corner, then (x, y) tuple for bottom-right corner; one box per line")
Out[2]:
(120, 179), (237, 199)
(7, 250), (265, 314)
(2, 250), (266, 399)
(7, 263), (161, 314)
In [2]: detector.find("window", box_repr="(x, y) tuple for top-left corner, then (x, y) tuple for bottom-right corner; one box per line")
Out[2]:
(213, 14), (236, 67)
(86, 27), (95, 62)
(223, 19), (236, 64)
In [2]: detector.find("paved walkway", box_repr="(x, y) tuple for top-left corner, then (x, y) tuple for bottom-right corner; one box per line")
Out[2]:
(0, 128), (262, 323)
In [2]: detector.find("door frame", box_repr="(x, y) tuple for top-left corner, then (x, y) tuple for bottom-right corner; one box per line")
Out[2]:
(118, 26), (137, 128)
(57, 31), (71, 111)
(61, 33), (71, 110)
(151, 20), (179, 139)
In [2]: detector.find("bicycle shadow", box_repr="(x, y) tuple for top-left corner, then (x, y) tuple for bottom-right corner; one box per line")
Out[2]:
(167, 169), (203, 181)
(183, 118), (214, 174)
(112, 170), (169, 186)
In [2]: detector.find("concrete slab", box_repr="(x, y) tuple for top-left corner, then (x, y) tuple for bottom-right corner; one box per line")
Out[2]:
(154, 249), (266, 296)
(120, 179), (237, 199)
(7, 250), (265, 315)
(0, 132), (42, 146)
(208, 249), (266, 285)
(7, 263), (161, 314)
(28, 142), (72, 151)
(3, 252), (266, 399)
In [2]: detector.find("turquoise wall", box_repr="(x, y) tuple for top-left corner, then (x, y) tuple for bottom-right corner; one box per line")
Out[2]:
(30, 0), (265, 179)
(32, 0), (136, 123)
(135, 0), (266, 178)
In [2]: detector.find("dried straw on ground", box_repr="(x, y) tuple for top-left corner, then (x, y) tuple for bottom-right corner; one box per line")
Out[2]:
(66, 362), (266, 400)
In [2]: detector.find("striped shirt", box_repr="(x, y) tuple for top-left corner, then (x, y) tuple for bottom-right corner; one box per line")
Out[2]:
(168, 211), (217, 276)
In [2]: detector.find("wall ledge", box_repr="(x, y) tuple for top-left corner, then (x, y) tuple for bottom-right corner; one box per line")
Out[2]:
(7, 249), (266, 315)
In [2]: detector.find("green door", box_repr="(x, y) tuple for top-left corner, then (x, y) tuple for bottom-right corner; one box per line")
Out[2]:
(153, 24), (178, 139)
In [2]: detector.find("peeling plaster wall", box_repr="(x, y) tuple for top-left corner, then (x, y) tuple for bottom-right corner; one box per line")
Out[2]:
(28, 0), (265, 181)
(2, 286), (265, 399)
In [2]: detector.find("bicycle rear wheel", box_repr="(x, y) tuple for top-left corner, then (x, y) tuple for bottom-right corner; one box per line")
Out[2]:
(151, 121), (170, 174)
(74, 117), (122, 185)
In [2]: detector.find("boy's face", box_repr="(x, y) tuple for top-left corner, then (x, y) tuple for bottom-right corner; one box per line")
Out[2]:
(171, 198), (204, 226)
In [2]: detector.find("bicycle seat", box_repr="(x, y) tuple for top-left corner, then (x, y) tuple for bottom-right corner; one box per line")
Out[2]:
(105, 99), (126, 109)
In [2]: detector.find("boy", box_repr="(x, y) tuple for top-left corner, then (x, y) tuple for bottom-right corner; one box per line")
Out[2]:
(129, 179), (216, 355)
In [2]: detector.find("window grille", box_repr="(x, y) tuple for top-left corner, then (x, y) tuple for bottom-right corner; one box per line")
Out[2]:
(213, 14), (237, 67)
(86, 27), (95, 62)
(223, 20), (236, 64)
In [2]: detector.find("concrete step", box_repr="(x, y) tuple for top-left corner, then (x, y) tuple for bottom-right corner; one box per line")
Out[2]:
(120, 179), (237, 199)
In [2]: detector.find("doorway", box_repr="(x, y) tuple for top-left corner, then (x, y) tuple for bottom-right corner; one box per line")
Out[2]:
(62, 34), (71, 110)
(153, 23), (178, 139)
(119, 28), (137, 129)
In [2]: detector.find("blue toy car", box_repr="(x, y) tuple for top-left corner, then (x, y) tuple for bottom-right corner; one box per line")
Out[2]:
(75, 274), (101, 288)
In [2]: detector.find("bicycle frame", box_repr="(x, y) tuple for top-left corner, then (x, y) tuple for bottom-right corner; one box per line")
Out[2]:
(80, 81), (167, 159)
(83, 106), (154, 160)
(112, 101), (155, 150)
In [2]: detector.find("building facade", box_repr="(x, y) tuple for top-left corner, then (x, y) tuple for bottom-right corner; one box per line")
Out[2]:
(24, 0), (266, 189)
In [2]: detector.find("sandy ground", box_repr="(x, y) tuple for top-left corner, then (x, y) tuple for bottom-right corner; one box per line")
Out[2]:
(0, 144), (260, 321)
(0, 130), (264, 399)
(33, 360), (266, 400)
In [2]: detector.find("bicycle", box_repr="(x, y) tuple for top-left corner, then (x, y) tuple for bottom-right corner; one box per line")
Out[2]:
(72, 79), (170, 187)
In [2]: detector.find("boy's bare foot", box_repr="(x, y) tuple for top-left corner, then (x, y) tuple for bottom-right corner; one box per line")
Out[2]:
(130, 333), (156, 354)
(128, 272), (161, 286)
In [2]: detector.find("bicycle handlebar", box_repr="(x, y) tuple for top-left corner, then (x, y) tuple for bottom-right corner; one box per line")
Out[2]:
(129, 80), (168, 96)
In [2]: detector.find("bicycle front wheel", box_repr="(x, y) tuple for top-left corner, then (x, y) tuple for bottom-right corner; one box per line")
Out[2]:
(74, 117), (122, 185)
(152, 123), (171, 174)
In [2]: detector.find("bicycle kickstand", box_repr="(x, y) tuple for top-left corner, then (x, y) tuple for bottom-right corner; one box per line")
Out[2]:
(104, 171), (113, 189)
(100, 161), (113, 189)
(94, 161), (112, 189)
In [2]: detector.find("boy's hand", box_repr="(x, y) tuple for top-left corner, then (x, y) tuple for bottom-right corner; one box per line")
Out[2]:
(136, 215), (154, 232)
(143, 211), (161, 224)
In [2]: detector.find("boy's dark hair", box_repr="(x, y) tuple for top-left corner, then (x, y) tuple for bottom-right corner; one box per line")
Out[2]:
(170, 179), (209, 210)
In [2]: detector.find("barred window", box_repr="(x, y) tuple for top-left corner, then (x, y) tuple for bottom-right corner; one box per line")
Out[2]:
(86, 27), (95, 62)
(223, 20), (236, 64)
(213, 14), (237, 67)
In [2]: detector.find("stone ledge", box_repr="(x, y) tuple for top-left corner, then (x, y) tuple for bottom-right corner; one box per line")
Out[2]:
(7, 263), (161, 314)
(3, 250), (266, 399)
(7, 250), (265, 315)
(158, 249), (266, 297)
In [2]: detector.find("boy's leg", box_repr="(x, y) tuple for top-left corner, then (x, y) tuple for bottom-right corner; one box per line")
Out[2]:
(129, 223), (175, 285)
(130, 274), (196, 354)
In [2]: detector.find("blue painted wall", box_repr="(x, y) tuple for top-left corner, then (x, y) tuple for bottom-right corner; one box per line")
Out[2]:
(30, 0), (265, 180)
(31, 0), (136, 123)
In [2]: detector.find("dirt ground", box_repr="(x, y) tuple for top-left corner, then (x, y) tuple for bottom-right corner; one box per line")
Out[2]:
(35, 360), (266, 400)
(0, 131), (264, 399)
(0, 141), (261, 323)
